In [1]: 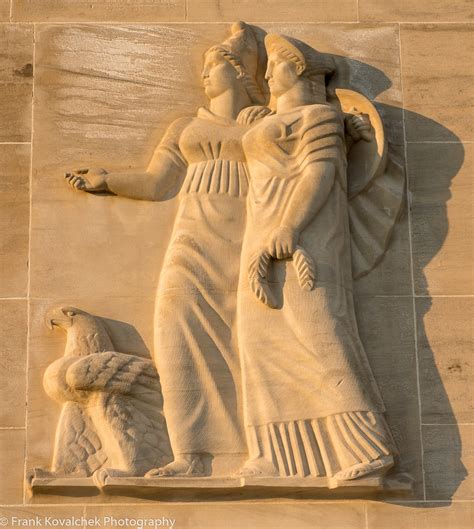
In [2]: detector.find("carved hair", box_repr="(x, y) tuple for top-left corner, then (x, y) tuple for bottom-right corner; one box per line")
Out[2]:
(265, 34), (335, 78)
(205, 44), (266, 105)
(272, 46), (306, 75)
(265, 34), (336, 101)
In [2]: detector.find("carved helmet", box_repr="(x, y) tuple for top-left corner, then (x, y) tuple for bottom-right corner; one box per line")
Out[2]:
(205, 21), (268, 105)
(264, 33), (336, 80)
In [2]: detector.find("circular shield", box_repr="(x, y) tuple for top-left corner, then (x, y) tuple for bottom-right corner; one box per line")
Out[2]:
(335, 88), (387, 199)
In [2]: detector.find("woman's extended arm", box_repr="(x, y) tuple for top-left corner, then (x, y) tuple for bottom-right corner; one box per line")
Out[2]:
(65, 117), (190, 201)
(105, 152), (185, 201)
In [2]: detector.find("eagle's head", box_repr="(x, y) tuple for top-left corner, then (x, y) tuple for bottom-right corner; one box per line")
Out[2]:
(46, 306), (89, 331)
(46, 305), (114, 356)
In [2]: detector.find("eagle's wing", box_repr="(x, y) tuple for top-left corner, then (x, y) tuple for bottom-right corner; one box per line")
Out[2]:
(66, 351), (162, 399)
(66, 352), (172, 472)
(101, 392), (172, 473)
(336, 88), (405, 278)
(51, 401), (107, 476)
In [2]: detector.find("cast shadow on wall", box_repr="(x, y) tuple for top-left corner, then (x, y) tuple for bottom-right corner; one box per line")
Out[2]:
(338, 56), (467, 503)
(101, 316), (152, 360)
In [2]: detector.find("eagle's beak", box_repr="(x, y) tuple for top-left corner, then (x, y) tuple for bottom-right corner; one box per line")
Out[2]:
(45, 310), (59, 330)
(45, 307), (69, 331)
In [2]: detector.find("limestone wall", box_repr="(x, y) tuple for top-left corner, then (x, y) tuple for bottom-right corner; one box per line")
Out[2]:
(0, 1), (472, 528)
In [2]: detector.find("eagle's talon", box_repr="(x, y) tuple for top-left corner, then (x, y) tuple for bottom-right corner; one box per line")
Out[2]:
(26, 467), (55, 487)
(92, 468), (110, 489)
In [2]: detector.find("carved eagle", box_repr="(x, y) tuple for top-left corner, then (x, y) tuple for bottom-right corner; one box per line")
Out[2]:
(30, 306), (172, 488)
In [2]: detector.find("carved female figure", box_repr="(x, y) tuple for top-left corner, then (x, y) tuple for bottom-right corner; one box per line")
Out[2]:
(237, 34), (397, 480)
(65, 23), (268, 477)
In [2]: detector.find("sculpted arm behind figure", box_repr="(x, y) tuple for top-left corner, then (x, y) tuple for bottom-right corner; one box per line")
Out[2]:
(267, 161), (336, 260)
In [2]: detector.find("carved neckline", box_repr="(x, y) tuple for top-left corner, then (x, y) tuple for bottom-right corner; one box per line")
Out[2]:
(197, 106), (237, 126)
(273, 102), (334, 116)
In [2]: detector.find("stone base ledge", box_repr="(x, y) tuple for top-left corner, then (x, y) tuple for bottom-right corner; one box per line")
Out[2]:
(30, 473), (414, 500)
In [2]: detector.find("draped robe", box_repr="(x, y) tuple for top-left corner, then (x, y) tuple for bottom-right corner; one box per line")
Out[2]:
(154, 108), (249, 455)
(238, 103), (396, 476)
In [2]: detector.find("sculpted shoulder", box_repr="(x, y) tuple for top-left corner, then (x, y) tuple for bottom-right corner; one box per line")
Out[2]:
(158, 115), (195, 148)
(164, 115), (194, 136)
(237, 105), (273, 125)
(301, 103), (342, 124)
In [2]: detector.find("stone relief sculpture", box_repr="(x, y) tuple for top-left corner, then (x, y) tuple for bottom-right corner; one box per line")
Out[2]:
(62, 21), (271, 480)
(33, 22), (407, 494)
(29, 306), (171, 487)
(237, 34), (399, 480)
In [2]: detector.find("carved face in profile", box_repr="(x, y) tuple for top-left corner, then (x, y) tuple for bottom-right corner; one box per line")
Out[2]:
(201, 50), (241, 100)
(265, 51), (300, 98)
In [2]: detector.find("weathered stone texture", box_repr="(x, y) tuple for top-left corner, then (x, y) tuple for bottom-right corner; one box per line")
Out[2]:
(0, 144), (30, 298)
(0, 24), (33, 141)
(0, 429), (26, 504)
(0, 300), (27, 427)
(85, 503), (366, 529)
(12, 0), (185, 22)
(423, 425), (473, 500)
(355, 296), (424, 496)
(417, 297), (474, 425)
(0, 0), (10, 21)
(367, 501), (474, 529)
(187, 0), (358, 22)
(360, 0), (474, 22)
(408, 143), (473, 295)
(401, 24), (474, 142)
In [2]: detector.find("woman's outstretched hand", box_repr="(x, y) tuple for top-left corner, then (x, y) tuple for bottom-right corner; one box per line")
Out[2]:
(267, 225), (298, 260)
(64, 168), (109, 193)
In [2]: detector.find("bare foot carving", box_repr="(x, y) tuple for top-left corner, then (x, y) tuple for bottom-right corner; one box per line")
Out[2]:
(145, 455), (204, 477)
(334, 455), (394, 481)
(236, 458), (279, 478)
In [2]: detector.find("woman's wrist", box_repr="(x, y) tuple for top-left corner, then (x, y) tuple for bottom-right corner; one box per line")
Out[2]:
(280, 223), (299, 240)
